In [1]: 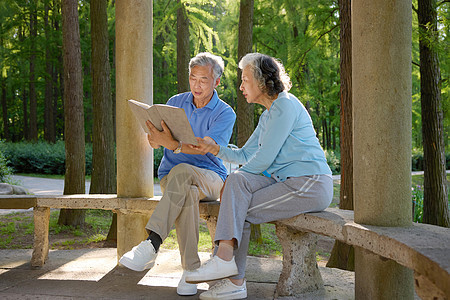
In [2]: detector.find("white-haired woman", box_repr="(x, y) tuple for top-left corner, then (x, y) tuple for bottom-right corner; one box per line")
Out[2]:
(186, 53), (333, 300)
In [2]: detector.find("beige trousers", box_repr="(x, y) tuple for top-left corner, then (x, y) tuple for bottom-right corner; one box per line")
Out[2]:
(145, 163), (223, 270)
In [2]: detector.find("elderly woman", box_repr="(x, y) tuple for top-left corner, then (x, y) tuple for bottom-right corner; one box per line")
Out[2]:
(186, 53), (333, 300)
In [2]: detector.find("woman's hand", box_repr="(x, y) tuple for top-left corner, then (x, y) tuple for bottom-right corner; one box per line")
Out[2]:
(189, 136), (220, 155)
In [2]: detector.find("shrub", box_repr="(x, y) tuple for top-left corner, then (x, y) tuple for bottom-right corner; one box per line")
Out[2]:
(0, 141), (166, 178)
(324, 150), (340, 175)
(0, 144), (14, 184)
(411, 149), (424, 171)
(0, 141), (93, 175)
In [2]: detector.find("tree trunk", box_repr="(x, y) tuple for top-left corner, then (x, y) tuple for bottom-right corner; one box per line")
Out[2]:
(44, 1), (56, 143)
(59, 0), (86, 227)
(1, 77), (8, 141)
(418, 0), (449, 227)
(29, 3), (38, 142)
(90, 0), (117, 241)
(23, 84), (28, 141)
(327, 0), (355, 271)
(0, 28), (9, 141)
(237, 0), (261, 243)
(53, 0), (64, 139)
(337, 0), (353, 213)
(177, 0), (190, 93)
(237, 0), (254, 147)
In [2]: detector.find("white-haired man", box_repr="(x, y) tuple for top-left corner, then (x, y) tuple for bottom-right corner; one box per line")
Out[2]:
(119, 52), (236, 297)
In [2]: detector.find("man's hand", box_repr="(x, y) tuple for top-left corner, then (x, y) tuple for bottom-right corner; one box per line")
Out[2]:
(147, 133), (160, 149)
(146, 120), (178, 150)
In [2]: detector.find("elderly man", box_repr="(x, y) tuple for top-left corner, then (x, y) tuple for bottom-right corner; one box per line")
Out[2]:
(119, 52), (236, 297)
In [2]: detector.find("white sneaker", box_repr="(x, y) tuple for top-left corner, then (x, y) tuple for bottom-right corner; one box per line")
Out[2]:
(177, 270), (197, 296)
(185, 256), (238, 284)
(200, 279), (247, 300)
(119, 240), (158, 272)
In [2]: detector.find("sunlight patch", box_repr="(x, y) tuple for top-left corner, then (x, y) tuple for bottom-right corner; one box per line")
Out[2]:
(38, 249), (117, 281)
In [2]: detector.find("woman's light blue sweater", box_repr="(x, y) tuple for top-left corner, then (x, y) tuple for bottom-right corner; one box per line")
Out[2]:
(217, 92), (331, 182)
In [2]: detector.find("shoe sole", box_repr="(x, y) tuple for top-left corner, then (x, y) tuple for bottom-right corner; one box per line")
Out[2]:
(199, 290), (247, 300)
(119, 257), (155, 272)
(177, 289), (198, 296)
(185, 271), (239, 284)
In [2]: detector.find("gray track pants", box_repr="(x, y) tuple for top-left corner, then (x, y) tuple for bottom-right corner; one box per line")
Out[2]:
(146, 163), (223, 271)
(214, 170), (333, 279)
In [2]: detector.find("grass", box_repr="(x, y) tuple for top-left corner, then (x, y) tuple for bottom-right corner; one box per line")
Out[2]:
(0, 209), (113, 250)
(162, 222), (284, 258)
(247, 223), (283, 258)
(163, 222), (214, 252)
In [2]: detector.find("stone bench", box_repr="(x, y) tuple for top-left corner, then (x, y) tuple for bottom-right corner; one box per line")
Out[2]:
(0, 195), (449, 298)
(273, 209), (450, 299)
(0, 194), (220, 264)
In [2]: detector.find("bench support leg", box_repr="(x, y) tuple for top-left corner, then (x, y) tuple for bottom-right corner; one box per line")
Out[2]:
(355, 247), (414, 299)
(116, 211), (153, 261)
(414, 272), (446, 300)
(31, 207), (50, 268)
(274, 223), (324, 297)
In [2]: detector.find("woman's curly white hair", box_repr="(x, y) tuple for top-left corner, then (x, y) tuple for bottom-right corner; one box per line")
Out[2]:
(239, 53), (292, 96)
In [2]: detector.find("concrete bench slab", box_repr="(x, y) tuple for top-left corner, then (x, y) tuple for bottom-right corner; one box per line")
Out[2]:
(0, 195), (36, 209)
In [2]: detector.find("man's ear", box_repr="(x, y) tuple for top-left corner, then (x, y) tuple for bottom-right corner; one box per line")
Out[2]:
(214, 77), (221, 88)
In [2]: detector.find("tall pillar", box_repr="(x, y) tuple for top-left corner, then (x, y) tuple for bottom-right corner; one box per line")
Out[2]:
(352, 0), (413, 298)
(116, 0), (153, 258)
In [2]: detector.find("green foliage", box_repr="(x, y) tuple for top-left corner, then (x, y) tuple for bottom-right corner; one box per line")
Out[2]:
(0, 236), (13, 248)
(153, 0), (230, 105)
(0, 141), (93, 175)
(48, 209), (111, 245)
(163, 222), (213, 252)
(0, 222), (16, 235)
(411, 148), (424, 171)
(153, 147), (164, 176)
(0, 212), (34, 248)
(252, 0), (341, 150)
(85, 209), (113, 232)
(0, 144), (14, 183)
(324, 149), (340, 175)
(411, 174), (450, 223)
(248, 223), (282, 257)
(0, 0), (448, 167)
(412, 185), (424, 223)
(163, 221), (283, 258)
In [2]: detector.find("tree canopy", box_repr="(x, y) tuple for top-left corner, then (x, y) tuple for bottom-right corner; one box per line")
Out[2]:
(0, 0), (448, 153)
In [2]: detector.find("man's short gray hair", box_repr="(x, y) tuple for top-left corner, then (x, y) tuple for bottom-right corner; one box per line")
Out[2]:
(189, 52), (224, 80)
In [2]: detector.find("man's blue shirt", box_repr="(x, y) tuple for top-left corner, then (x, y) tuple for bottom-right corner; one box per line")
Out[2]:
(158, 91), (236, 181)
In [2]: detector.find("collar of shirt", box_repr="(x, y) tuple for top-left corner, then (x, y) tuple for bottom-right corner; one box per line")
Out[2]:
(184, 90), (219, 110)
